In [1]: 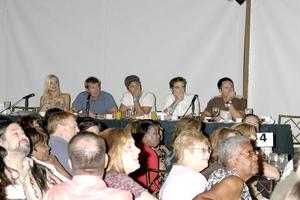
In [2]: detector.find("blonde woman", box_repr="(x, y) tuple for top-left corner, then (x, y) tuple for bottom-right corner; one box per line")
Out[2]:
(101, 128), (157, 200)
(39, 74), (70, 112)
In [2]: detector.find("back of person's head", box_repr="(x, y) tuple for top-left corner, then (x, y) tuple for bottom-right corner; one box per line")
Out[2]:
(124, 120), (141, 134)
(69, 131), (106, 175)
(124, 75), (141, 88)
(47, 111), (75, 134)
(19, 115), (42, 129)
(285, 180), (300, 200)
(24, 127), (48, 152)
(232, 123), (257, 138)
(0, 146), (10, 187)
(101, 128), (132, 173)
(133, 119), (157, 144)
(217, 77), (234, 89)
(293, 151), (300, 172)
(78, 117), (102, 134)
(169, 77), (187, 88)
(173, 117), (202, 144)
(218, 135), (250, 167)
(44, 108), (63, 127)
(209, 127), (240, 163)
(174, 129), (209, 162)
(84, 76), (100, 89)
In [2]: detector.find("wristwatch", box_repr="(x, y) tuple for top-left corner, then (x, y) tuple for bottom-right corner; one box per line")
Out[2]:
(133, 96), (139, 101)
(226, 100), (233, 107)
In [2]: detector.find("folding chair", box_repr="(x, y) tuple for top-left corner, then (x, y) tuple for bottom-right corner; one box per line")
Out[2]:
(278, 114), (300, 145)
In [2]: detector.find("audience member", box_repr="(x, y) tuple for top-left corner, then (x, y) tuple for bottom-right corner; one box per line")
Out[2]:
(201, 127), (240, 179)
(78, 117), (103, 135)
(232, 123), (257, 141)
(44, 131), (132, 200)
(44, 108), (63, 128)
(202, 77), (246, 121)
(159, 130), (210, 200)
(163, 77), (199, 119)
(243, 114), (260, 132)
(24, 127), (71, 181)
(0, 146), (10, 200)
(193, 136), (258, 200)
(130, 120), (161, 193)
(271, 152), (300, 200)
(0, 121), (57, 199)
(119, 75), (156, 118)
(40, 74), (71, 112)
(102, 128), (157, 200)
(72, 76), (118, 117)
(19, 114), (43, 129)
(284, 180), (300, 200)
(47, 111), (79, 174)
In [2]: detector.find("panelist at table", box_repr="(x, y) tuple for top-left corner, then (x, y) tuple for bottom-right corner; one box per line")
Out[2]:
(163, 76), (199, 119)
(119, 75), (156, 118)
(202, 77), (246, 122)
(71, 76), (118, 117)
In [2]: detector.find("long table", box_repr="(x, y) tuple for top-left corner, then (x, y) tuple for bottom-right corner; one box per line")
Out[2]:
(1, 115), (294, 157)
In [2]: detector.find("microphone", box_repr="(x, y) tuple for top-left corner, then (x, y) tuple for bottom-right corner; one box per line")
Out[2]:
(22, 93), (35, 99)
(85, 93), (91, 117)
(191, 94), (198, 104)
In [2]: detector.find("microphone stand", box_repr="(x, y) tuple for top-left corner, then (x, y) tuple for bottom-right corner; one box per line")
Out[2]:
(24, 97), (29, 111)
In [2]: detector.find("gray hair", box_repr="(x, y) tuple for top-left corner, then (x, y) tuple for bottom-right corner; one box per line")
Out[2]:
(218, 135), (250, 167)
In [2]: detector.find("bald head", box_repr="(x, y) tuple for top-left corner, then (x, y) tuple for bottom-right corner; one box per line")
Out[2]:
(68, 131), (106, 175)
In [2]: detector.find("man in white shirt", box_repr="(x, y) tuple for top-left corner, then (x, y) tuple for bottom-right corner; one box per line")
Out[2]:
(163, 77), (199, 119)
(119, 75), (156, 118)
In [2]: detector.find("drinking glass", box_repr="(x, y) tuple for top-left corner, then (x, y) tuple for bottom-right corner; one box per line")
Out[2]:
(278, 154), (288, 172)
(268, 153), (280, 170)
(245, 108), (253, 115)
(212, 107), (220, 117)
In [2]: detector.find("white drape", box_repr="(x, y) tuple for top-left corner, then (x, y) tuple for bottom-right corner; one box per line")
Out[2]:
(0, 0), (245, 111)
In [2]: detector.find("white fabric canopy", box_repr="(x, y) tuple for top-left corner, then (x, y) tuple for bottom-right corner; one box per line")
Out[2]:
(1, 0), (244, 113)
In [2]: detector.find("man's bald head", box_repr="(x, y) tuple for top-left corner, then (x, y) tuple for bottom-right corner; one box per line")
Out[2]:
(68, 131), (106, 175)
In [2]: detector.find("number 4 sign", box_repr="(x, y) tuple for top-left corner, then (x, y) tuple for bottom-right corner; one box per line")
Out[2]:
(256, 132), (274, 147)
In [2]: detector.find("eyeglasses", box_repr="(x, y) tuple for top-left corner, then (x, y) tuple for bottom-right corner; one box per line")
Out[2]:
(190, 147), (212, 154)
(240, 149), (259, 157)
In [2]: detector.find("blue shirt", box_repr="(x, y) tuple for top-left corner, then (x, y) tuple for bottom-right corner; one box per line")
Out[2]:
(72, 91), (117, 114)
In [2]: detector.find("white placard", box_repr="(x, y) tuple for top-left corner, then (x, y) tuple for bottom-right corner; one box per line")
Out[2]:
(256, 132), (274, 147)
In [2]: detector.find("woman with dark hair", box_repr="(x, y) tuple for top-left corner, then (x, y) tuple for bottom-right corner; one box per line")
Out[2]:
(0, 146), (10, 200)
(77, 117), (103, 135)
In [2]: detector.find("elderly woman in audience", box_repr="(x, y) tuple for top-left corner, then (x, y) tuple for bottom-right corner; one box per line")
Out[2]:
(39, 74), (71, 112)
(201, 127), (240, 179)
(101, 128), (157, 200)
(130, 120), (161, 193)
(78, 117), (103, 135)
(232, 123), (280, 180)
(159, 130), (210, 200)
(24, 127), (71, 181)
(193, 135), (259, 200)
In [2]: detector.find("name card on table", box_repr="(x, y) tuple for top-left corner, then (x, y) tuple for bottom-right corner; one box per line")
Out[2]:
(256, 132), (274, 147)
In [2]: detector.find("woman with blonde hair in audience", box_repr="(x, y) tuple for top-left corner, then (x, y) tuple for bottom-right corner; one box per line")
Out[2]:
(160, 130), (210, 200)
(201, 127), (240, 179)
(102, 128), (157, 200)
(39, 74), (71, 112)
(231, 123), (257, 141)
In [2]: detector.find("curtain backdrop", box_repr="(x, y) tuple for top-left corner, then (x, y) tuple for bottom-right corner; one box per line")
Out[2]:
(249, 0), (300, 120)
(0, 0), (245, 112)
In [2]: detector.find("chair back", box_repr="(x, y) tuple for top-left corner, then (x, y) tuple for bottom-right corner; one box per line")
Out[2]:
(278, 114), (300, 145)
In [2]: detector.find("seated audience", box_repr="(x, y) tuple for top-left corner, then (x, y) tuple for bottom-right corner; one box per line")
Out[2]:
(163, 77), (199, 119)
(193, 136), (259, 200)
(159, 130), (210, 200)
(130, 120), (161, 193)
(201, 127), (240, 179)
(102, 128), (157, 200)
(47, 111), (79, 174)
(0, 121), (58, 199)
(119, 75), (156, 118)
(24, 127), (71, 181)
(202, 77), (246, 121)
(71, 76), (118, 117)
(271, 152), (300, 200)
(44, 131), (132, 200)
(78, 117), (103, 135)
(40, 74), (71, 112)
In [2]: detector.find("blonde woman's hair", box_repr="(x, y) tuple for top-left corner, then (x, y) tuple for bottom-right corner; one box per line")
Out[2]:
(43, 74), (61, 98)
(232, 123), (257, 138)
(101, 128), (132, 173)
(174, 129), (209, 163)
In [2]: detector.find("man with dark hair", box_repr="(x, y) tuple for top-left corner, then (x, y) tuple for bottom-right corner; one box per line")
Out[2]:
(45, 132), (132, 200)
(202, 77), (246, 121)
(270, 152), (300, 200)
(119, 75), (156, 118)
(71, 76), (118, 117)
(163, 76), (199, 118)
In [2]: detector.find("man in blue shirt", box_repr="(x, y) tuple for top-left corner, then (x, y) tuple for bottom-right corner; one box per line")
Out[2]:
(72, 77), (118, 117)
